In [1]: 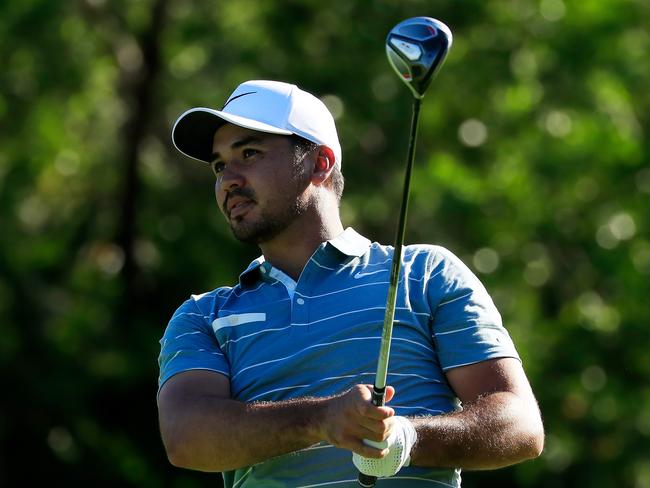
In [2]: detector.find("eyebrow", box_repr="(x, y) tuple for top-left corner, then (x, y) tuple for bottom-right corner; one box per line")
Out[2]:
(211, 136), (265, 160)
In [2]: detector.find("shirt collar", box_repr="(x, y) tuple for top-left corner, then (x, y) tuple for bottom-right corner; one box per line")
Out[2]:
(237, 227), (371, 287)
(238, 256), (268, 287)
(326, 227), (371, 257)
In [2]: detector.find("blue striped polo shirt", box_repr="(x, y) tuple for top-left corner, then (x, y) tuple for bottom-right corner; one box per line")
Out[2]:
(158, 227), (520, 487)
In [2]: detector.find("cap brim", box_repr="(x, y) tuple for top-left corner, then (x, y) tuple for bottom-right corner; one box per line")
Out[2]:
(172, 107), (293, 163)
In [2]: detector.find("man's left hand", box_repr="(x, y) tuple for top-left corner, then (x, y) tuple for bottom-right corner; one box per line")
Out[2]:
(352, 416), (417, 477)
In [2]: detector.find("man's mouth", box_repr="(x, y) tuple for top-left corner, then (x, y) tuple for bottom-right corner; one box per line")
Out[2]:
(227, 197), (254, 219)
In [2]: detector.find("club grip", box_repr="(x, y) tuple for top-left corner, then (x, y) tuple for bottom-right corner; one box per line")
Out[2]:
(358, 473), (377, 487)
(371, 386), (385, 406)
(356, 385), (386, 486)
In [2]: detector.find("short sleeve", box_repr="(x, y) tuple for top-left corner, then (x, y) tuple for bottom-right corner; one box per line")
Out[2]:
(427, 247), (520, 371)
(157, 297), (230, 394)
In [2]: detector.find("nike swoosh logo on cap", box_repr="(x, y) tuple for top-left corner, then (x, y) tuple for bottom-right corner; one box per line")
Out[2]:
(222, 91), (257, 110)
(354, 270), (386, 279)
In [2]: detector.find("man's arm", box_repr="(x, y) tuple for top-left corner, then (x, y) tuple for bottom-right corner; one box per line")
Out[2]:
(157, 370), (396, 472)
(408, 357), (544, 469)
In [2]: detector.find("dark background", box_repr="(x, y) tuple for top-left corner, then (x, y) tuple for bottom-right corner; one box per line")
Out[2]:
(1, 0), (649, 486)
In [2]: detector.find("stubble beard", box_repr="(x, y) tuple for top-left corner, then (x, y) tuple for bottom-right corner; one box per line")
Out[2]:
(230, 159), (309, 245)
(230, 195), (307, 245)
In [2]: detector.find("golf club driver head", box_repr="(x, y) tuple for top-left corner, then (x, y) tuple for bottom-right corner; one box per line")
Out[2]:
(386, 17), (453, 99)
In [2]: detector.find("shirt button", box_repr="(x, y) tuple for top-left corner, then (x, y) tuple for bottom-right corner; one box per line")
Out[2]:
(296, 298), (305, 305)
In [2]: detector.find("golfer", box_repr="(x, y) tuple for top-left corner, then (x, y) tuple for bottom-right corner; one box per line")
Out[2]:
(157, 80), (544, 487)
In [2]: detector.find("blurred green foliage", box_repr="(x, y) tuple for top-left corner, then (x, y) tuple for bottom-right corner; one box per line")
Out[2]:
(1, 0), (649, 486)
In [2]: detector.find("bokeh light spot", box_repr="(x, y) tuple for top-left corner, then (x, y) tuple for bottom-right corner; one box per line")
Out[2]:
(473, 247), (500, 274)
(545, 110), (573, 137)
(540, 0), (566, 21)
(321, 94), (344, 120)
(581, 365), (607, 392)
(458, 119), (488, 147)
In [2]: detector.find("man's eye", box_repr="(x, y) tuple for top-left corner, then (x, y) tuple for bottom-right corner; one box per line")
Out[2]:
(211, 160), (225, 175)
(242, 148), (259, 159)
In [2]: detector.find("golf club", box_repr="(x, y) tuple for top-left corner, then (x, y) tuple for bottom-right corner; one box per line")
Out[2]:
(357, 17), (452, 488)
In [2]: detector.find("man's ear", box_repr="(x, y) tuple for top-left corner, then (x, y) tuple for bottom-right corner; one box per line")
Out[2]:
(311, 146), (336, 185)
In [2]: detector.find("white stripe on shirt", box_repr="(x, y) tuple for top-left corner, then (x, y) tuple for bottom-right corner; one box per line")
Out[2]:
(231, 337), (380, 380)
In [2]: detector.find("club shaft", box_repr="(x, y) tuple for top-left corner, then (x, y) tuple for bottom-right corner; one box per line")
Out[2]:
(358, 97), (422, 487)
(374, 96), (421, 398)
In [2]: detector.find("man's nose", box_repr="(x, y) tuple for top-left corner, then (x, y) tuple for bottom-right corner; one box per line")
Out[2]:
(218, 165), (245, 192)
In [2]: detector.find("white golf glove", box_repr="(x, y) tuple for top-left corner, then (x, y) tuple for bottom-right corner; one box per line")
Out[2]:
(352, 416), (417, 478)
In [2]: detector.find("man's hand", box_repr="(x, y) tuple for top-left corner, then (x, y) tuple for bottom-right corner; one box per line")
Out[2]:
(318, 385), (396, 459)
(352, 416), (417, 477)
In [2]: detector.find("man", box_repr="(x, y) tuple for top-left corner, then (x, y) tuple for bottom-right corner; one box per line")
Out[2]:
(158, 80), (544, 487)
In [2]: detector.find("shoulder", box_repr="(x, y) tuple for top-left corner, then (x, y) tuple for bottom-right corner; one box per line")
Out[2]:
(190, 286), (235, 304)
(370, 241), (453, 267)
(401, 243), (480, 287)
(172, 285), (237, 318)
(402, 244), (473, 274)
(365, 239), (478, 279)
(370, 240), (448, 257)
(404, 243), (464, 262)
(367, 241), (443, 257)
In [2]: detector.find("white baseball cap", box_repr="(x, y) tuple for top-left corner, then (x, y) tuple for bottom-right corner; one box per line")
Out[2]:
(172, 80), (342, 167)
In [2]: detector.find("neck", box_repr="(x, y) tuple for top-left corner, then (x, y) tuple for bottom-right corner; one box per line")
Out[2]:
(259, 211), (344, 281)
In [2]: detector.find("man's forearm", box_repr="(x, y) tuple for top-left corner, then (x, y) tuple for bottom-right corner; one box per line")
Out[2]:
(409, 391), (544, 470)
(159, 383), (395, 472)
(161, 394), (326, 472)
